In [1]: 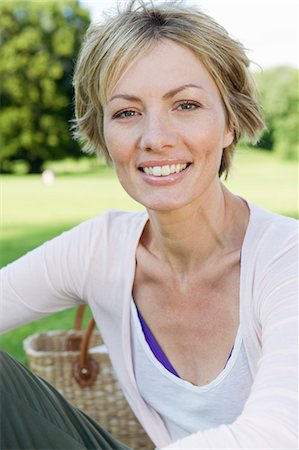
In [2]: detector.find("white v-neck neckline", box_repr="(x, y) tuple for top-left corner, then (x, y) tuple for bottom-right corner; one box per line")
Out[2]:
(131, 298), (244, 391)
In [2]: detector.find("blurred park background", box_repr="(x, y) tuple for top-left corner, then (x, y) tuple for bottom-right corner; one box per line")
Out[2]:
(0, 0), (298, 364)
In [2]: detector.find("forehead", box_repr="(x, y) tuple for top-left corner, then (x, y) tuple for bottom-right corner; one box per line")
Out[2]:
(106, 39), (221, 100)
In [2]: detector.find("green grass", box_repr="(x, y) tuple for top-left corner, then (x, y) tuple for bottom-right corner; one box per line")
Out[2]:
(226, 148), (298, 218)
(1, 171), (141, 266)
(1, 149), (298, 364)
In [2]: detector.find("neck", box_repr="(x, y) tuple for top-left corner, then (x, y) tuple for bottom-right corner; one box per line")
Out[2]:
(143, 184), (248, 275)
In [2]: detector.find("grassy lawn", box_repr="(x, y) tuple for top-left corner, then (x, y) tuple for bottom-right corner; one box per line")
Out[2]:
(226, 148), (298, 218)
(1, 148), (297, 364)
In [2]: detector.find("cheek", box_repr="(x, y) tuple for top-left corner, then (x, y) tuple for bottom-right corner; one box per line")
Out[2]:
(187, 116), (228, 171)
(103, 133), (132, 178)
(188, 121), (224, 155)
(103, 124), (121, 164)
(203, 113), (231, 150)
(103, 118), (134, 164)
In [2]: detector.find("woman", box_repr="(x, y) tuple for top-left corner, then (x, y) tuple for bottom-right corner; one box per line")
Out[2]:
(1, 0), (297, 448)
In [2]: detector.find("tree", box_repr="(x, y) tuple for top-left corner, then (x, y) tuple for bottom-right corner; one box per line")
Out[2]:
(254, 66), (298, 160)
(0, 0), (90, 173)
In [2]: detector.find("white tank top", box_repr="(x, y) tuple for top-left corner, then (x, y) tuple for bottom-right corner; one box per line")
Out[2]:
(130, 300), (253, 441)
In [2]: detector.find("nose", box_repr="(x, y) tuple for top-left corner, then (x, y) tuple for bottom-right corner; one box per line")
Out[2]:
(138, 112), (177, 152)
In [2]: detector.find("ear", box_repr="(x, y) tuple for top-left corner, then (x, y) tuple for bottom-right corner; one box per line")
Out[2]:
(223, 125), (234, 149)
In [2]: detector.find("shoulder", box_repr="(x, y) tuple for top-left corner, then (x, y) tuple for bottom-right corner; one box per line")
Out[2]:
(242, 202), (297, 299)
(69, 209), (148, 241)
(244, 202), (298, 261)
(49, 209), (148, 260)
(242, 203), (298, 311)
(248, 201), (297, 232)
(29, 209), (148, 264)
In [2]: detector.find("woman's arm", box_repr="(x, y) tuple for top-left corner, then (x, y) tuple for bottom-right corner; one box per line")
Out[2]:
(0, 216), (103, 333)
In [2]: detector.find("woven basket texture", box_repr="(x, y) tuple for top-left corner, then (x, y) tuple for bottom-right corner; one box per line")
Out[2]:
(23, 330), (154, 450)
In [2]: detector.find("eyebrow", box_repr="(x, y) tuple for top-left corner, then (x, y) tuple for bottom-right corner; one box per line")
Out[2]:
(108, 83), (205, 103)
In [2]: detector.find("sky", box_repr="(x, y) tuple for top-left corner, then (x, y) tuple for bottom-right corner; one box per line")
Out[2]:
(80, 0), (298, 70)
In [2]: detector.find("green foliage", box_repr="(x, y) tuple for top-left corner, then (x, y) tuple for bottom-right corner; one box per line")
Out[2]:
(254, 66), (299, 160)
(0, 0), (90, 173)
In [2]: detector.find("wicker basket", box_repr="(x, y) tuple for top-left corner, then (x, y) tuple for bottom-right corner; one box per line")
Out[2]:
(23, 306), (153, 450)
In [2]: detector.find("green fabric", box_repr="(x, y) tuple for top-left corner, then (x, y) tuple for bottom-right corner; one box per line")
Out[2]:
(0, 351), (131, 450)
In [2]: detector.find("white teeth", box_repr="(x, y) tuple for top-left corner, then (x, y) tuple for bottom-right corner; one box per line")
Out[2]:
(153, 166), (162, 176)
(142, 163), (188, 177)
(161, 165), (171, 176)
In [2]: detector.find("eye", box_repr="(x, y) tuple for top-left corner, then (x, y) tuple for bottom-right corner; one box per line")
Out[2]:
(112, 109), (140, 119)
(176, 101), (201, 111)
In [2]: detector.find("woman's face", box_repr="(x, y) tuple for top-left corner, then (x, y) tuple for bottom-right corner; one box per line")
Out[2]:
(103, 40), (233, 212)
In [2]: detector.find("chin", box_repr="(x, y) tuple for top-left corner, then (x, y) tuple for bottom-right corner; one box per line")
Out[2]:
(121, 184), (198, 213)
(140, 198), (191, 213)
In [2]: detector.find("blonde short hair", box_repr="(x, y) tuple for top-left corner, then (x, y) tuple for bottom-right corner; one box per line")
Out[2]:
(73, 0), (265, 178)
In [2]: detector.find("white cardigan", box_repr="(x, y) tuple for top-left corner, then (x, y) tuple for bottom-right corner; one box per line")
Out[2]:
(1, 203), (298, 449)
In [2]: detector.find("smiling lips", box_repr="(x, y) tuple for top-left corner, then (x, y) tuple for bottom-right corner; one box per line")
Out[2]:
(141, 163), (189, 177)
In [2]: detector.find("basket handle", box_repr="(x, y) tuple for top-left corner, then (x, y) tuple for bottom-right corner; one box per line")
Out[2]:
(74, 304), (86, 330)
(72, 312), (99, 387)
(65, 305), (87, 351)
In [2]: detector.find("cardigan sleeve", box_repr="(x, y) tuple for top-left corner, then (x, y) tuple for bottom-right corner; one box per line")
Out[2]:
(162, 227), (298, 449)
(0, 215), (107, 333)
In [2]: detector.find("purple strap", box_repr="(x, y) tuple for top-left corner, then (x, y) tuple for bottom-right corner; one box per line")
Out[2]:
(136, 305), (234, 378)
(136, 306), (180, 377)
